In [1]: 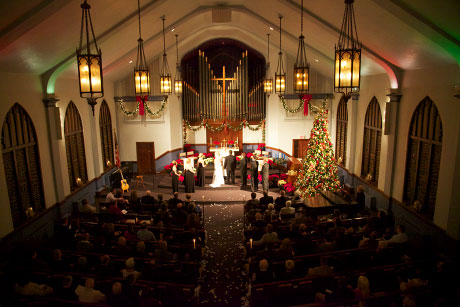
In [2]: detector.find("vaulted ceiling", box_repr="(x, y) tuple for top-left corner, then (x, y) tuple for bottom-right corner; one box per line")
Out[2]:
(0, 0), (459, 89)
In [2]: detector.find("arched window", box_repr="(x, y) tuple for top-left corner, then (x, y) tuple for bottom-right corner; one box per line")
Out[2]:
(1, 103), (45, 227)
(403, 97), (442, 220)
(64, 101), (87, 191)
(99, 100), (114, 171)
(361, 97), (382, 185)
(335, 96), (348, 166)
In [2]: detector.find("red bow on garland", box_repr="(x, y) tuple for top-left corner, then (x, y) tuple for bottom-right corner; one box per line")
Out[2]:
(302, 94), (312, 116)
(135, 96), (148, 115)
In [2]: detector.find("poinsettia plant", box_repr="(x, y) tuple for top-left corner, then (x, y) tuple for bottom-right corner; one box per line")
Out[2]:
(184, 144), (192, 152)
(257, 143), (265, 150)
(247, 174), (263, 183)
(213, 141), (220, 146)
(284, 183), (295, 193)
(228, 140), (234, 145)
(178, 175), (185, 183)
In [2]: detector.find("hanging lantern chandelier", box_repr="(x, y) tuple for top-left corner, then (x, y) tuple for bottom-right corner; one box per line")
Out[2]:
(76, 0), (103, 115)
(134, 0), (150, 99)
(160, 16), (172, 95)
(134, 0), (150, 97)
(264, 34), (273, 95)
(174, 35), (183, 96)
(334, 0), (361, 99)
(294, 0), (309, 94)
(275, 16), (286, 96)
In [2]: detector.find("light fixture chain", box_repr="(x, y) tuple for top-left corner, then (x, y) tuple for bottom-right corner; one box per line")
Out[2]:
(79, 7), (85, 50)
(267, 34), (270, 61)
(279, 16), (282, 53)
(88, 9), (99, 53)
(301, 0), (303, 35)
(162, 17), (166, 55)
(137, 0), (142, 39)
(175, 35), (179, 63)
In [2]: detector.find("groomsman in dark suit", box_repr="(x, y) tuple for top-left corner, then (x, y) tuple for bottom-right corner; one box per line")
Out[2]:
(239, 152), (248, 187)
(262, 158), (270, 192)
(250, 156), (259, 192)
(224, 151), (237, 184)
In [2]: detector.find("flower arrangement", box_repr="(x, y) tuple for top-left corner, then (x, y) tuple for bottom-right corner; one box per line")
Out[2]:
(213, 141), (220, 146)
(247, 174), (263, 183)
(269, 174), (279, 181)
(280, 173), (287, 180)
(228, 140), (234, 145)
(246, 152), (253, 159)
(236, 156), (241, 161)
(204, 157), (214, 165)
(284, 183), (295, 193)
(178, 175), (185, 183)
(278, 180), (287, 186)
(257, 143), (265, 150)
(184, 144), (192, 152)
(204, 152), (213, 158)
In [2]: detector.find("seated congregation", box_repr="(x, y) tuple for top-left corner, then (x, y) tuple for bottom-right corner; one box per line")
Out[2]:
(242, 190), (457, 306)
(5, 191), (204, 306)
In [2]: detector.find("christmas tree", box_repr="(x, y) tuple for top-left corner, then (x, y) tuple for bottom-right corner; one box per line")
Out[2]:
(295, 109), (341, 197)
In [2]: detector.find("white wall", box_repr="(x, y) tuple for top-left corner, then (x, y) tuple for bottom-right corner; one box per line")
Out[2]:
(0, 72), (55, 237)
(329, 64), (460, 239)
(54, 77), (117, 196)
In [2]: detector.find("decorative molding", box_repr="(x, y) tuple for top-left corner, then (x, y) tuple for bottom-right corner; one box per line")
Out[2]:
(386, 88), (402, 103)
(42, 96), (59, 108)
(282, 93), (333, 100)
(114, 96), (166, 102)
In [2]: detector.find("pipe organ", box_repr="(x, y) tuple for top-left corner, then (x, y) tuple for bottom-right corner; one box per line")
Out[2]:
(181, 49), (266, 123)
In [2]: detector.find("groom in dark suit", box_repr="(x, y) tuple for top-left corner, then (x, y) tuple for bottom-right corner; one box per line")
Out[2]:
(250, 156), (259, 192)
(224, 151), (237, 184)
(239, 152), (248, 187)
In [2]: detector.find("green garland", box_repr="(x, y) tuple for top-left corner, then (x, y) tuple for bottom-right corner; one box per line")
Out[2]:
(184, 120), (205, 131)
(280, 96), (304, 113)
(118, 98), (167, 117)
(144, 98), (167, 116)
(118, 99), (139, 115)
(184, 119), (265, 132)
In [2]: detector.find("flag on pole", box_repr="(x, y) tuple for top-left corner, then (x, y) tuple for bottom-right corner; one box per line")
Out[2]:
(114, 130), (120, 168)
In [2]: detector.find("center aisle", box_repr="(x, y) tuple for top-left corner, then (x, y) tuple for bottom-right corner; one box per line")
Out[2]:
(199, 203), (249, 306)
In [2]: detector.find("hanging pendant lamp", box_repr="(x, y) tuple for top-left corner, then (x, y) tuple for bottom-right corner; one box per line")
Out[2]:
(76, 0), (103, 115)
(160, 16), (172, 95)
(334, 0), (361, 99)
(293, 0), (310, 94)
(264, 34), (273, 94)
(134, 0), (150, 97)
(275, 16), (286, 96)
(174, 35), (183, 96)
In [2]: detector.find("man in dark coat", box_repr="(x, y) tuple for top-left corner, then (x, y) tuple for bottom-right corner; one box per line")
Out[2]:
(259, 190), (274, 210)
(261, 158), (270, 192)
(250, 156), (259, 192)
(239, 153), (248, 187)
(224, 151), (237, 184)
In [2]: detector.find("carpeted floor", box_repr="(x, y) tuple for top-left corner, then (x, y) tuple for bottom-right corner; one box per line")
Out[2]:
(198, 203), (249, 306)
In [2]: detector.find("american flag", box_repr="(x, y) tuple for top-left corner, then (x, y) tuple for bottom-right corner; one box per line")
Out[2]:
(114, 130), (120, 168)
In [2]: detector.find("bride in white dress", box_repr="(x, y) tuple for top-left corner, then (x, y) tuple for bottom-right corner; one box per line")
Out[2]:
(210, 151), (225, 187)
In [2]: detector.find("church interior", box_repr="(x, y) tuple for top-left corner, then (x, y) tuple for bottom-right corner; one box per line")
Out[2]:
(1, 0), (460, 305)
